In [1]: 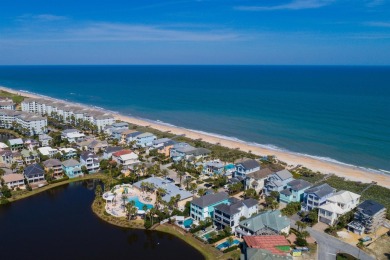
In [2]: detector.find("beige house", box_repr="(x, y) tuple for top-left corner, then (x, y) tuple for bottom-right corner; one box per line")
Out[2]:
(2, 173), (25, 189)
(43, 158), (63, 178)
(318, 190), (361, 225)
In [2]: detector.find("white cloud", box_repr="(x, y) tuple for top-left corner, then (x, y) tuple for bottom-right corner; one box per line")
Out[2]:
(235, 0), (334, 11)
(365, 21), (390, 28)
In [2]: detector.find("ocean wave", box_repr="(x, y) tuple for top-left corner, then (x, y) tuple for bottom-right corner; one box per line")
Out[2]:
(2, 85), (389, 176)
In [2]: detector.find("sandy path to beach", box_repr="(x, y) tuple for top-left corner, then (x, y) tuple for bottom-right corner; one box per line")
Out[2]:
(3, 86), (390, 188)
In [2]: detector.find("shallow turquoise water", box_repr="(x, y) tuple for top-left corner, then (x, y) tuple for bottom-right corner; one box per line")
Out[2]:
(128, 196), (153, 210)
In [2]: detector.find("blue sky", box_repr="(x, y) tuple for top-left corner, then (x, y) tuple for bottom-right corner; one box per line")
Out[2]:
(0, 0), (389, 65)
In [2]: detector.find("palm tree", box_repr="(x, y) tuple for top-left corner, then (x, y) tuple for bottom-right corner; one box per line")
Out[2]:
(300, 230), (310, 240)
(198, 188), (206, 196)
(296, 221), (307, 232)
(227, 237), (234, 248)
(183, 178), (191, 190)
(161, 169), (169, 179)
(177, 171), (185, 187)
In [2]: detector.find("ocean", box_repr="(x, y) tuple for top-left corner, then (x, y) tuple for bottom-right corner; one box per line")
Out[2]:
(0, 65), (389, 172)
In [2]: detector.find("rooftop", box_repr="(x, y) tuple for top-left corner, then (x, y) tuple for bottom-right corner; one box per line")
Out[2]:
(24, 163), (44, 177)
(191, 192), (229, 208)
(62, 159), (81, 167)
(2, 173), (25, 183)
(287, 179), (311, 191)
(43, 158), (62, 167)
(244, 235), (291, 256)
(236, 159), (260, 170)
(239, 210), (290, 233)
(215, 198), (258, 215)
(304, 183), (335, 198)
(357, 200), (385, 216)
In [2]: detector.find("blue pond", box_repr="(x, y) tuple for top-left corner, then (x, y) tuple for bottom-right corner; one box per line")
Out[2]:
(216, 239), (240, 250)
(128, 196), (153, 210)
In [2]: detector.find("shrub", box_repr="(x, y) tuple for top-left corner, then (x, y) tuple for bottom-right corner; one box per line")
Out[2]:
(222, 245), (239, 253)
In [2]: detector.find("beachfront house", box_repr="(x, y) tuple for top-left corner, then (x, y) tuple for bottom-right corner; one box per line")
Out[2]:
(245, 168), (273, 194)
(104, 122), (129, 135)
(318, 190), (361, 225)
(23, 163), (45, 184)
(2, 173), (25, 189)
(133, 177), (193, 210)
(20, 149), (39, 165)
(170, 142), (211, 162)
(43, 158), (63, 178)
(152, 138), (173, 149)
(103, 146), (123, 160)
(112, 149), (139, 168)
(241, 235), (292, 260)
(279, 179), (312, 204)
(202, 160), (225, 175)
(235, 159), (261, 178)
(190, 192), (229, 221)
(80, 151), (100, 173)
(347, 200), (386, 235)
(135, 132), (157, 148)
(301, 183), (336, 212)
(62, 159), (83, 178)
(121, 130), (141, 144)
(8, 138), (24, 151)
(263, 169), (294, 196)
(213, 198), (258, 232)
(61, 129), (86, 143)
(38, 134), (52, 147)
(235, 210), (290, 237)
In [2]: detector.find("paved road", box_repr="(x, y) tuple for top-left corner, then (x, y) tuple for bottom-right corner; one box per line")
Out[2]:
(290, 220), (374, 260)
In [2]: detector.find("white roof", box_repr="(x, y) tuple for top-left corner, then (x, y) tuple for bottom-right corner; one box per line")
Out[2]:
(328, 190), (360, 204)
(0, 142), (8, 148)
(9, 138), (23, 145)
(119, 153), (138, 161)
(319, 202), (344, 214)
(66, 132), (85, 139)
(59, 148), (77, 153)
(38, 147), (58, 156)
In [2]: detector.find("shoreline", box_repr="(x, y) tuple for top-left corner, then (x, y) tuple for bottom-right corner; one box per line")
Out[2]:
(1, 85), (390, 188)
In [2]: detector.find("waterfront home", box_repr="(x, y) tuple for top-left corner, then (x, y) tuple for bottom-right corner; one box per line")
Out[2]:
(87, 140), (108, 154)
(8, 138), (24, 151)
(235, 159), (260, 178)
(263, 170), (294, 196)
(135, 132), (157, 148)
(170, 142), (210, 162)
(62, 159), (83, 178)
(112, 149), (139, 168)
(58, 148), (77, 160)
(20, 149), (39, 165)
(38, 134), (52, 147)
(2, 173), (25, 189)
(61, 129), (86, 143)
(133, 177), (193, 210)
(121, 130), (141, 144)
(301, 183), (336, 211)
(23, 163), (45, 184)
(241, 235), (292, 260)
(245, 168), (273, 194)
(235, 210), (290, 237)
(213, 198), (258, 232)
(0, 110), (47, 136)
(279, 179), (312, 204)
(190, 192), (229, 221)
(104, 122), (129, 135)
(347, 200), (386, 235)
(43, 158), (63, 178)
(103, 146), (123, 160)
(318, 190), (361, 225)
(156, 139), (176, 157)
(38, 146), (59, 158)
(0, 98), (16, 110)
(80, 151), (100, 173)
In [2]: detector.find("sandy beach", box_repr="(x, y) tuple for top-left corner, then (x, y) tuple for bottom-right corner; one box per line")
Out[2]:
(2, 86), (390, 188)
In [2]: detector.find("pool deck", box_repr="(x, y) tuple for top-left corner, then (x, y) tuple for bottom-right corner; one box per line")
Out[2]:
(103, 184), (156, 217)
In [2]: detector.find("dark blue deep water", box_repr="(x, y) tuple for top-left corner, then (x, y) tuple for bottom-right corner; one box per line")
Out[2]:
(0, 182), (204, 259)
(0, 65), (389, 171)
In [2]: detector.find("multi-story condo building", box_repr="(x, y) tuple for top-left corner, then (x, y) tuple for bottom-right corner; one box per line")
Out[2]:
(0, 98), (16, 110)
(0, 110), (47, 136)
(347, 200), (386, 235)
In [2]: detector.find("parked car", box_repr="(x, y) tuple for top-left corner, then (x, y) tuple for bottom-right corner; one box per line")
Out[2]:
(166, 177), (174, 182)
(359, 236), (372, 242)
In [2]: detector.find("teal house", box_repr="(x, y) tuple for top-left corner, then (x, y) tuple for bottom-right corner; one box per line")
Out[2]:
(279, 179), (311, 204)
(62, 159), (83, 178)
(190, 192), (229, 221)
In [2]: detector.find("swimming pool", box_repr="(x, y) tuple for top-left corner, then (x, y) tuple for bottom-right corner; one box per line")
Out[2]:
(128, 196), (153, 210)
(216, 239), (240, 250)
(183, 218), (193, 228)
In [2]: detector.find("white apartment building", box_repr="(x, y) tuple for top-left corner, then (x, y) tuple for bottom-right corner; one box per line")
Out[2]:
(0, 109), (47, 136)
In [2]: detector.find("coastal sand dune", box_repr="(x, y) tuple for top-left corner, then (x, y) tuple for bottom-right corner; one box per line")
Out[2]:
(2, 86), (390, 188)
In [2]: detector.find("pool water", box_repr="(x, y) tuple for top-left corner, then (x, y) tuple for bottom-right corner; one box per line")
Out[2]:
(216, 239), (240, 250)
(128, 196), (153, 210)
(183, 218), (193, 228)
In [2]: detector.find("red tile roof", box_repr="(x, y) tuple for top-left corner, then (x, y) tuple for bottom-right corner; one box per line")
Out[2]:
(243, 235), (290, 255)
(112, 149), (133, 157)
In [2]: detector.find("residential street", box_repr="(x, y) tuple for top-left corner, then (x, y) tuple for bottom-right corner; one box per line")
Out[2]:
(290, 220), (374, 260)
